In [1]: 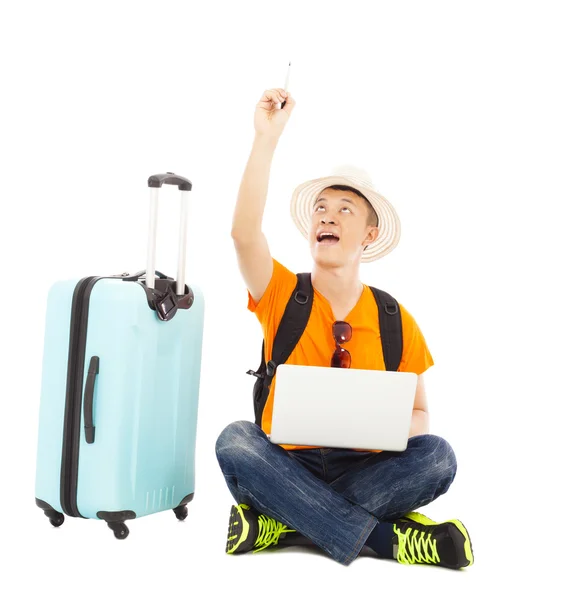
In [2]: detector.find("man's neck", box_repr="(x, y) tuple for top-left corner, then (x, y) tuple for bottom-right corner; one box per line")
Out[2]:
(311, 261), (364, 306)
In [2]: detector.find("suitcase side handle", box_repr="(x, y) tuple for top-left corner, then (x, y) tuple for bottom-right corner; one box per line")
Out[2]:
(145, 172), (191, 294)
(84, 356), (100, 444)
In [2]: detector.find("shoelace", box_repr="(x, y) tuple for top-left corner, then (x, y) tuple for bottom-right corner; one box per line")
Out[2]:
(253, 514), (296, 552)
(393, 523), (440, 565)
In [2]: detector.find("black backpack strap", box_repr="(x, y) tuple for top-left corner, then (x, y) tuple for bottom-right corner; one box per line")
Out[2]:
(268, 273), (313, 372)
(370, 286), (403, 371)
(248, 273), (314, 426)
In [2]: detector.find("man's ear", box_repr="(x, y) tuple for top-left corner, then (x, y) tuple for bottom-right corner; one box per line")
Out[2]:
(362, 227), (379, 252)
(364, 226), (379, 245)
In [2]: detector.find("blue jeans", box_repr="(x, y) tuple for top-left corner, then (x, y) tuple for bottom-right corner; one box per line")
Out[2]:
(215, 420), (457, 566)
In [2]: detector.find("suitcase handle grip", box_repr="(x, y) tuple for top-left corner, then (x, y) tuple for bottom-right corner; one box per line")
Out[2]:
(84, 356), (99, 444)
(122, 269), (170, 282)
(145, 173), (191, 293)
(148, 172), (192, 191)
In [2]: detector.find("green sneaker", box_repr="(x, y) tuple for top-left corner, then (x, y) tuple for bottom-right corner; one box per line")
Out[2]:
(226, 504), (296, 554)
(392, 511), (474, 569)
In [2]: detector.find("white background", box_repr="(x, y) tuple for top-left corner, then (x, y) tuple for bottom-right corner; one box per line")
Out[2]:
(1, 1), (585, 597)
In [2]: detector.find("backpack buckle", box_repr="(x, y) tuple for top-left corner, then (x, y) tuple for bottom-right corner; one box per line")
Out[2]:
(266, 360), (277, 377)
(294, 291), (309, 305)
(385, 302), (398, 315)
(246, 369), (263, 379)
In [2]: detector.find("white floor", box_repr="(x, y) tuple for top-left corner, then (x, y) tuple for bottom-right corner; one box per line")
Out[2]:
(6, 359), (581, 599)
(7, 456), (576, 600)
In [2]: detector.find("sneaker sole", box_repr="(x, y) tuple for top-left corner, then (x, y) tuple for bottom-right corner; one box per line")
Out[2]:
(226, 504), (250, 554)
(404, 511), (474, 567)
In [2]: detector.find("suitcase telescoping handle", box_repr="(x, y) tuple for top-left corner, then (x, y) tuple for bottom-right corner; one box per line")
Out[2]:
(146, 172), (193, 293)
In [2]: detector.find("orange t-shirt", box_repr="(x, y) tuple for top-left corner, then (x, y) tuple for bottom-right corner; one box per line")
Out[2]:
(247, 258), (435, 451)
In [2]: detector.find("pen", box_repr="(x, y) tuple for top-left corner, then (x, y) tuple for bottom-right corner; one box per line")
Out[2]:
(281, 61), (291, 109)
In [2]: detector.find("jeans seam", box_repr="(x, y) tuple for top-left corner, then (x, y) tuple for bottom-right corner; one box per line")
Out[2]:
(343, 513), (378, 566)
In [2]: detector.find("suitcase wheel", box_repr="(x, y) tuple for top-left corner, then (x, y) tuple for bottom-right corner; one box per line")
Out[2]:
(49, 513), (65, 528)
(37, 499), (65, 528)
(43, 509), (65, 528)
(107, 521), (130, 540)
(173, 505), (188, 521)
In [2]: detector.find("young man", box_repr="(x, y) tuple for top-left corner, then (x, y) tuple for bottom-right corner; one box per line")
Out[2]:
(215, 88), (473, 568)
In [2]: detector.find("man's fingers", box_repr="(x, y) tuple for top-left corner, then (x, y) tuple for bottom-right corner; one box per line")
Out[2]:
(281, 94), (296, 114)
(259, 88), (288, 106)
(269, 88), (288, 102)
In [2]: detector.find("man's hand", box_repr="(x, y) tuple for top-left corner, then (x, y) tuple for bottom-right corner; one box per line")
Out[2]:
(408, 374), (430, 438)
(254, 88), (296, 141)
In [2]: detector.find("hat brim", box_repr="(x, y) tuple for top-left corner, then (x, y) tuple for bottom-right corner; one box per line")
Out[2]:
(290, 175), (401, 262)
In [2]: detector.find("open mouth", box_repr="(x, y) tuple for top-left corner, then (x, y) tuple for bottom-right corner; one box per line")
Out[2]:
(316, 232), (340, 246)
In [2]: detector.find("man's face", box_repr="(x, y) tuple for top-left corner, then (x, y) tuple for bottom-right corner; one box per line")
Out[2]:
(309, 187), (379, 267)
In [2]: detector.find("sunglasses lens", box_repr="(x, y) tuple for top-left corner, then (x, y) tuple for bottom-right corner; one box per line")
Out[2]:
(331, 346), (351, 368)
(332, 321), (352, 344)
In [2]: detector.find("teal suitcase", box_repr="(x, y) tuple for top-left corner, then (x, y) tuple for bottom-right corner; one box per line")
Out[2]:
(35, 173), (205, 539)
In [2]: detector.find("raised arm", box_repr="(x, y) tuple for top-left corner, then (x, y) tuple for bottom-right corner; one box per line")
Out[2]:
(231, 88), (296, 303)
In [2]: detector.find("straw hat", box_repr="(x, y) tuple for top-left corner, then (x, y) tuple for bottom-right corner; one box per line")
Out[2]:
(290, 164), (401, 262)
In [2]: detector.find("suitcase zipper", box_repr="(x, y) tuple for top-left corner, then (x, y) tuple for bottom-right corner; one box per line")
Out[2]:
(60, 276), (103, 517)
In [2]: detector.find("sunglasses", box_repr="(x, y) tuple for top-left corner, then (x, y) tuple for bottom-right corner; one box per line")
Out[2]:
(331, 320), (352, 368)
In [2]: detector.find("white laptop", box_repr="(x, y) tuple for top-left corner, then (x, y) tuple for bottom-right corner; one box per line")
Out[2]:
(269, 364), (418, 452)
